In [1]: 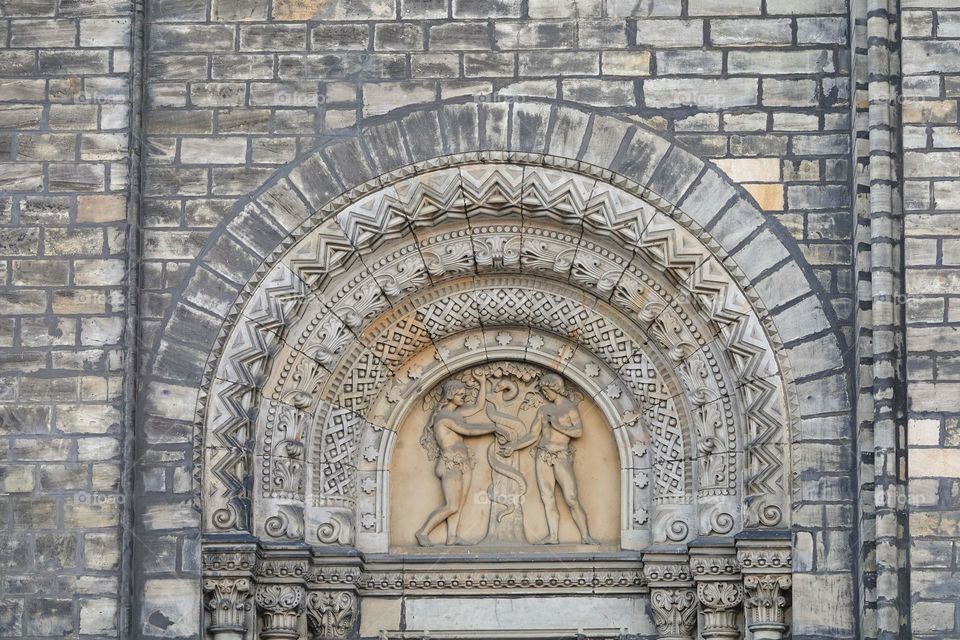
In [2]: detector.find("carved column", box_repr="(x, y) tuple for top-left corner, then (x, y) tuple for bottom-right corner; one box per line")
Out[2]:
(306, 550), (363, 640)
(255, 584), (304, 639)
(690, 543), (742, 640)
(697, 581), (743, 639)
(643, 551), (697, 640)
(203, 538), (257, 640)
(306, 591), (357, 640)
(204, 578), (251, 640)
(737, 537), (792, 640)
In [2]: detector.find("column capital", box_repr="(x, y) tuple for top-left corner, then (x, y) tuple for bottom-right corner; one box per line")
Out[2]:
(306, 590), (358, 640)
(203, 577), (252, 640)
(255, 584), (304, 640)
(736, 535), (792, 640)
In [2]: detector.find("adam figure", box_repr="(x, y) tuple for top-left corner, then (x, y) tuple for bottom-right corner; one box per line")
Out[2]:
(501, 374), (599, 545)
(417, 374), (508, 546)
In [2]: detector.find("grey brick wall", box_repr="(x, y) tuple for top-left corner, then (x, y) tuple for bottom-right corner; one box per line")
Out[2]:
(133, 2), (858, 639)
(902, 2), (960, 637)
(0, 1), (134, 638)
(20, 0), (960, 638)
(139, 0), (854, 342)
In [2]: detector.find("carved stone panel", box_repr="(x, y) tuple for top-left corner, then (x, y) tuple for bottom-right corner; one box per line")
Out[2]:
(390, 362), (622, 550)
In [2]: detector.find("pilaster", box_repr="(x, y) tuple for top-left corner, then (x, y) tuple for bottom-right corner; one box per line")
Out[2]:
(737, 535), (792, 640)
(644, 550), (697, 640)
(690, 541), (742, 640)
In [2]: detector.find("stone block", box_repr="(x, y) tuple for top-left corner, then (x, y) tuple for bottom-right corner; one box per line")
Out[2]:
(910, 448), (960, 478)
(791, 574), (855, 636)
(904, 41), (960, 74)
(429, 22), (491, 50)
(454, 0), (521, 18)
(634, 19), (703, 46)
(765, 0), (845, 13)
(141, 578), (201, 639)
(607, 0), (681, 16)
(602, 51), (651, 76)
(644, 78), (758, 109)
(494, 21), (576, 49)
(24, 598), (74, 636)
(374, 23), (423, 50)
(363, 81), (436, 116)
(79, 17), (130, 47)
(656, 50), (722, 75)
(10, 19), (77, 47)
(79, 597), (118, 635)
(151, 25), (234, 52)
(563, 79), (634, 107)
(519, 52), (599, 76)
(710, 18), (792, 46)
(401, 0), (446, 18)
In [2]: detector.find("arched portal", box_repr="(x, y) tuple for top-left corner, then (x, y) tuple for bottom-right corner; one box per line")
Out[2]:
(197, 150), (805, 639)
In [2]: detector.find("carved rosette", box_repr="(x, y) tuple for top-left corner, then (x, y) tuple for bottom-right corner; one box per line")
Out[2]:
(203, 578), (251, 639)
(255, 584), (304, 639)
(697, 581), (743, 639)
(305, 590), (357, 640)
(743, 574), (791, 640)
(650, 587), (698, 640)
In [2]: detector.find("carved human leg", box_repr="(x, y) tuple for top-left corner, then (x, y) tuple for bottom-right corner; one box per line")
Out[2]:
(255, 584), (304, 639)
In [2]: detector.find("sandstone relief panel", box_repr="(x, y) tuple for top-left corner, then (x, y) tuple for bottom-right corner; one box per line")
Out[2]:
(390, 362), (620, 551)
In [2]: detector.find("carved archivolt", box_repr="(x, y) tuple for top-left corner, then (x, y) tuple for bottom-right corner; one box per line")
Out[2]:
(199, 160), (794, 550)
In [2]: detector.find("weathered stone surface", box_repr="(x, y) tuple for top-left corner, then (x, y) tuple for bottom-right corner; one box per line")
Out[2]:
(0, 0), (949, 637)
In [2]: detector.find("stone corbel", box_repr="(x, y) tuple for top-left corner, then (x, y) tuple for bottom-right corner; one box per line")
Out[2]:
(689, 542), (742, 640)
(737, 535), (792, 640)
(643, 550), (697, 640)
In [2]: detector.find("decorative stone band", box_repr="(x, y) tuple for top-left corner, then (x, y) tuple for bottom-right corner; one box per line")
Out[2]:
(203, 540), (791, 639)
(359, 557), (645, 596)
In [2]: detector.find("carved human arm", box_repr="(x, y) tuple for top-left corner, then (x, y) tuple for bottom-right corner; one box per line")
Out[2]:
(459, 372), (488, 418)
(444, 416), (507, 438)
(551, 407), (583, 439)
(501, 411), (543, 456)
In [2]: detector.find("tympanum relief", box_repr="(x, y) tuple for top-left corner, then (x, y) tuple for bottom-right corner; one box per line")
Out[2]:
(391, 362), (620, 550)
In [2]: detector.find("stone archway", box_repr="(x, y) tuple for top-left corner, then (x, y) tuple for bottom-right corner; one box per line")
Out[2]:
(197, 153), (802, 640)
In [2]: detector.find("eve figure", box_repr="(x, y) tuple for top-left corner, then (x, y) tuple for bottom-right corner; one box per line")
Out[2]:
(500, 373), (598, 545)
(417, 374), (509, 546)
